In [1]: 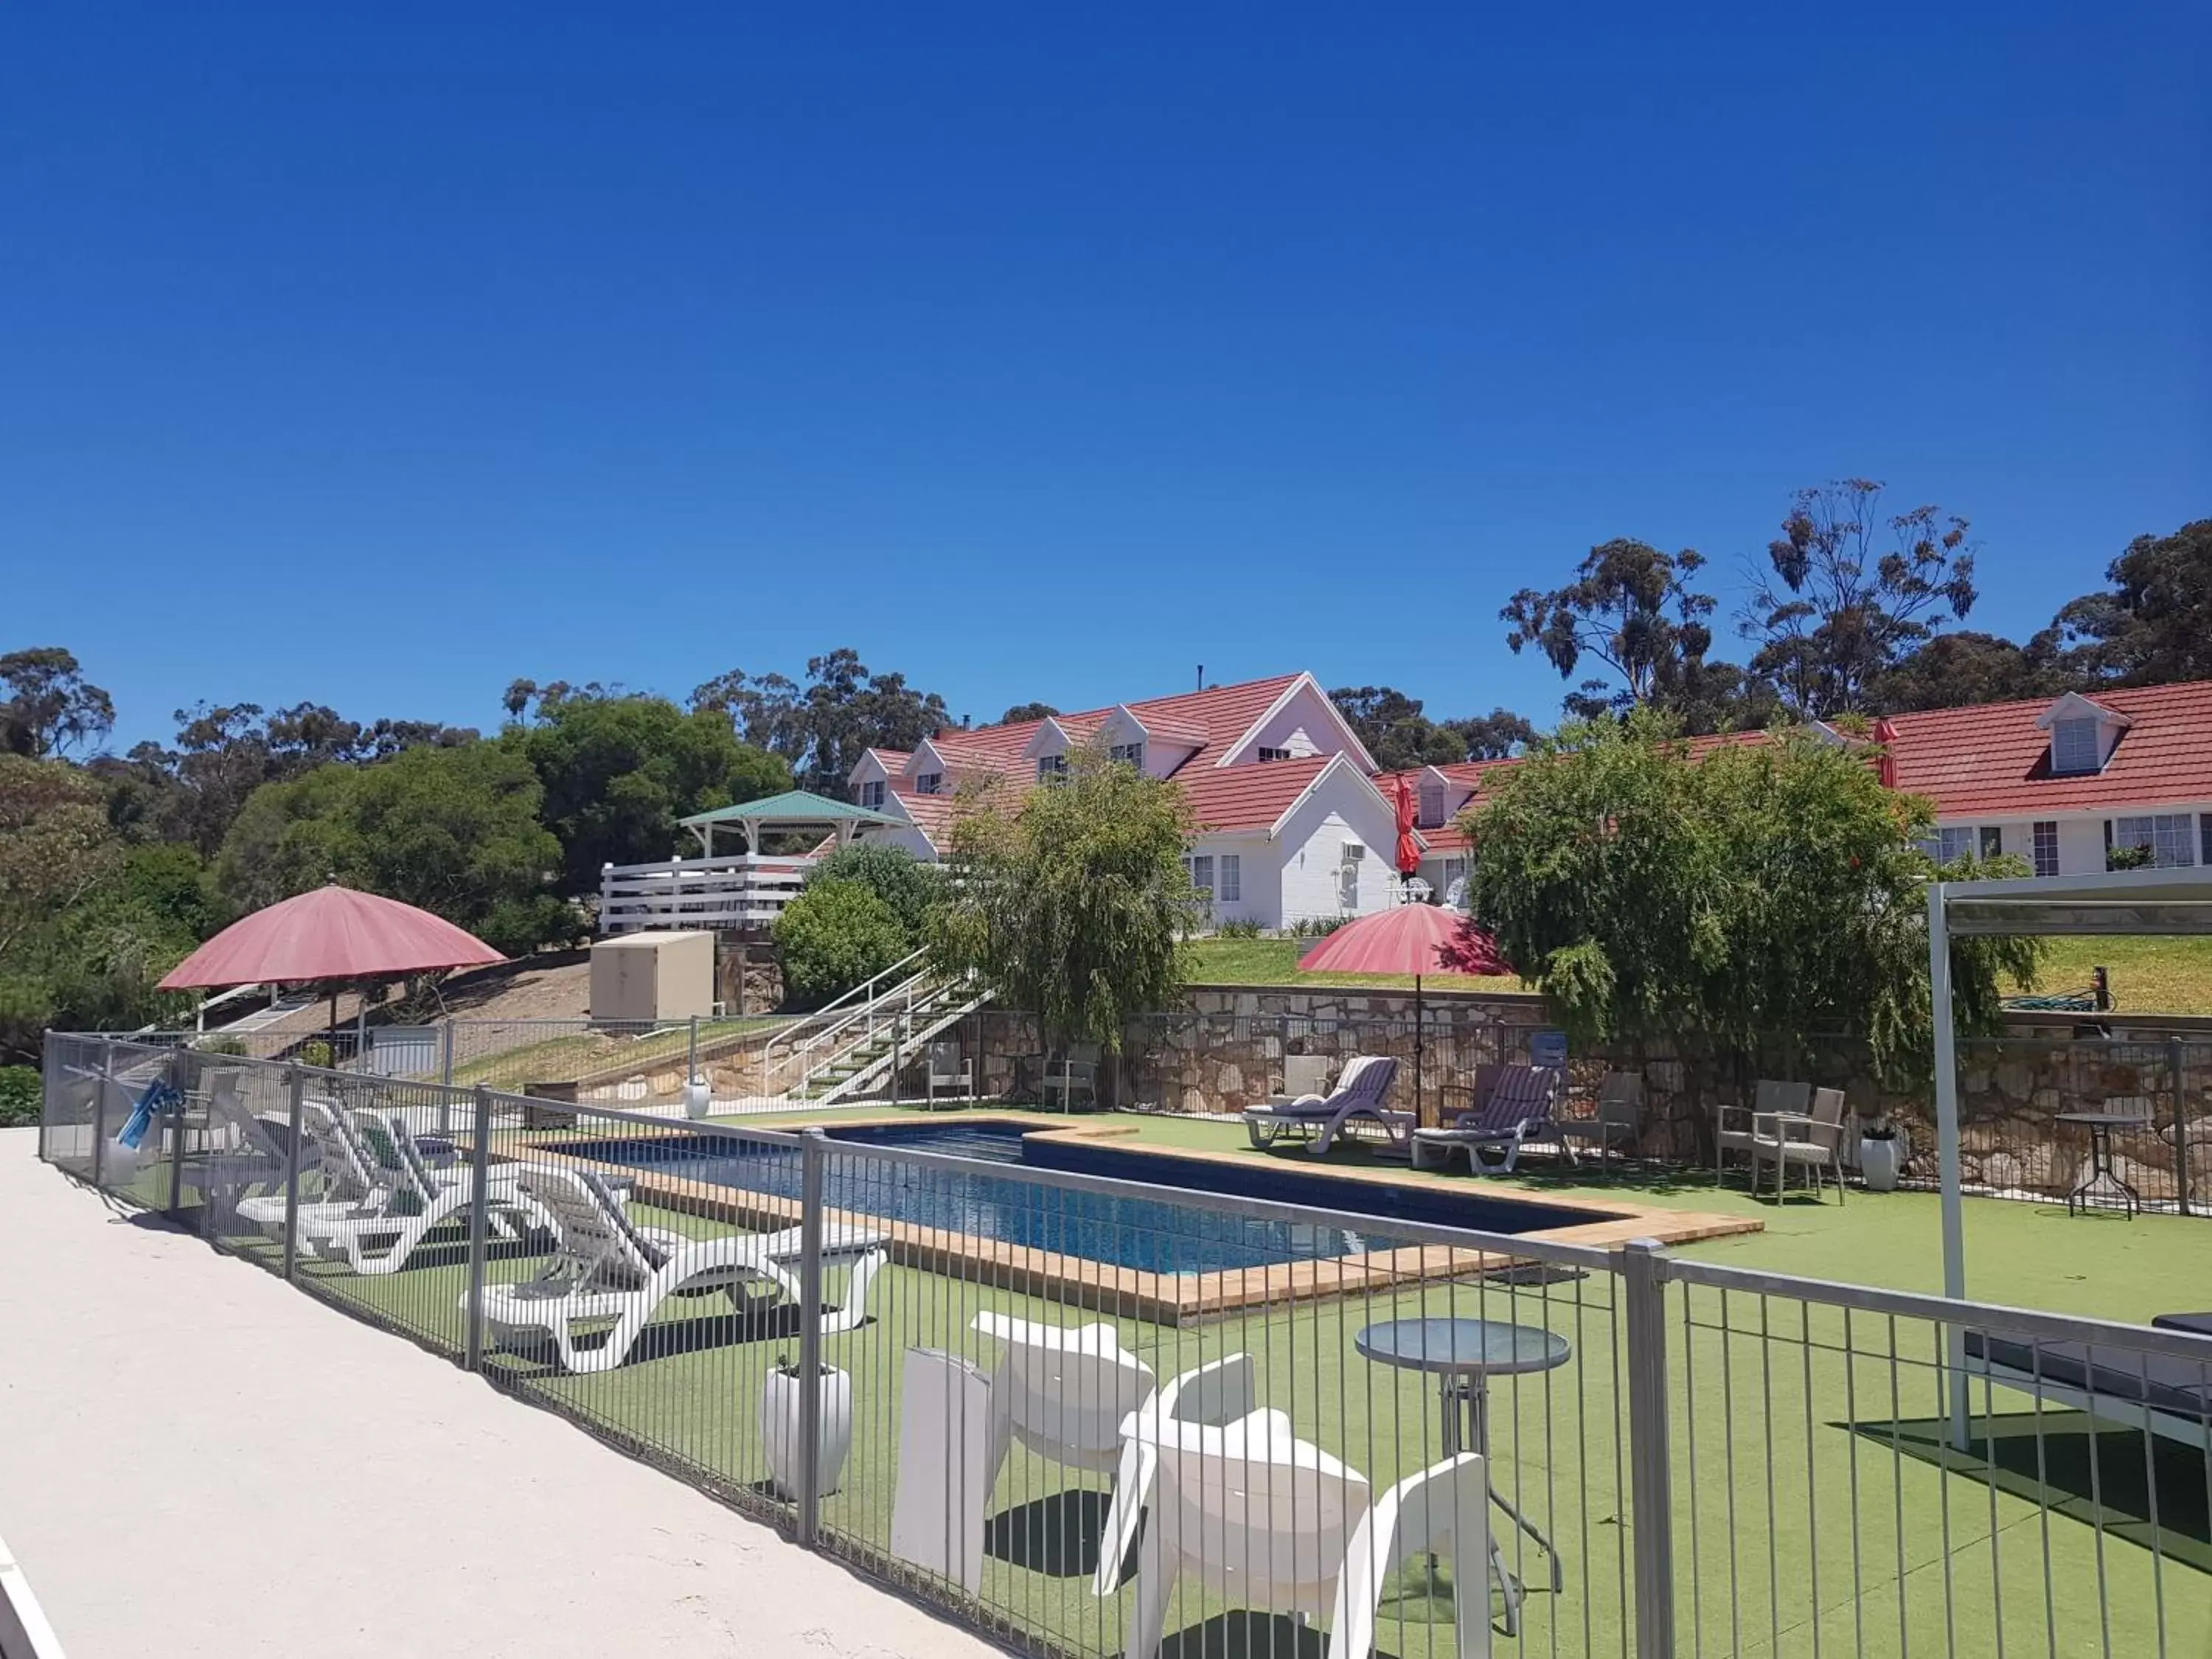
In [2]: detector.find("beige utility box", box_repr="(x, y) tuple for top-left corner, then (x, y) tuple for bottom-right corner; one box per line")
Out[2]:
(590, 931), (717, 1023)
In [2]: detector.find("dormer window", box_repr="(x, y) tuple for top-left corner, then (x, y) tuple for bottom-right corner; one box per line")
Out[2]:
(1108, 742), (1144, 769)
(1037, 754), (1068, 783)
(1257, 746), (1292, 763)
(859, 780), (886, 809)
(2051, 717), (2101, 775)
(1417, 781), (1447, 829)
(915, 772), (942, 796)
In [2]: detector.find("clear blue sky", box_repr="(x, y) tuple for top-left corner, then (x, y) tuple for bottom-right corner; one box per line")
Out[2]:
(4, 3), (2205, 749)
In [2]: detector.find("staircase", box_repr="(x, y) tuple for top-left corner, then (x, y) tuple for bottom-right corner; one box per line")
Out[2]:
(782, 973), (992, 1105)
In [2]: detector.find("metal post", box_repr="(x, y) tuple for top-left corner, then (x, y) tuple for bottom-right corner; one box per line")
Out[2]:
(795, 1127), (827, 1545)
(91, 1037), (113, 1189)
(1927, 883), (1972, 1449)
(463, 1085), (493, 1371)
(2171, 1037), (2191, 1217)
(438, 1020), (456, 1135)
(1622, 1239), (1676, 1659)
(891, 1013), (904, 1106)
(165, 1046), (188, 1219)
(688, 1014), (700, 1092)
(282, 1067), (305, 1280)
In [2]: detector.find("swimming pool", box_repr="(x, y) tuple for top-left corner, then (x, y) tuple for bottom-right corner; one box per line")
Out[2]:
(562, 1119), (1621, 1275)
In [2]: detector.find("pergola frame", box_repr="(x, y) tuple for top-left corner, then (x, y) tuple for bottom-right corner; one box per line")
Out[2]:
(1927, 864), (2212, 1441)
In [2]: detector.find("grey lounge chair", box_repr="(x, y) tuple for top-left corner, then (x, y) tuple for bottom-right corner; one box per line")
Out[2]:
(1412, 1064), (1567, 1173)
(1553, 1071), (1644, 1166)
(1964, 1314), (2212, 1446)
(1749, 1085), (1847, 1203)
(1241, 1057), (1409, 1155)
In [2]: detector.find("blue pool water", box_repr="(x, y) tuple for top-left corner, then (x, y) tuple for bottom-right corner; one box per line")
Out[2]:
(563, 1120), (1618, 1275)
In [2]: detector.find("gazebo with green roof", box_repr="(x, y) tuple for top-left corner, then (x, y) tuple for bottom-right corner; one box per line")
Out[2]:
(678, 789), (905, 857)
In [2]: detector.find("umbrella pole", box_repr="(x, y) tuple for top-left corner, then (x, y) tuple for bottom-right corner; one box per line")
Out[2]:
(1415, 973), (1425, 1129)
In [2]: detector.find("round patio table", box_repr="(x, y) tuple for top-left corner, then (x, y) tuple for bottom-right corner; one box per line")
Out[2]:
(1355, 1317), (1571, 1635)
(2056, 1110), (2150, 1217)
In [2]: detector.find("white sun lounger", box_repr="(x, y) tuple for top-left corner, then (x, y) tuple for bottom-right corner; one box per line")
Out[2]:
(281, 1108), (545, 1275)
(234, 1099), (379, 1237)
(473, 1166), (888, 1373)
(1239, 1056), (1410, 1155)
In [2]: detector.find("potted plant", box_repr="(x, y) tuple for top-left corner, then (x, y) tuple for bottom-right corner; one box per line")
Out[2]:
(1857, 1113), (1906, 1192)
(760, 1354), (853, 1500)
(683, 1074), (713, 1119)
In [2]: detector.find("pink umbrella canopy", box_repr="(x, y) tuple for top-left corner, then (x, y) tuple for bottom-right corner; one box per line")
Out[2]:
(158, 884), (505, 990)
(1297, 900), (1509, 978)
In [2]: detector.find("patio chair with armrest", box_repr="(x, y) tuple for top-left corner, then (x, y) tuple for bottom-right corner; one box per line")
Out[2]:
(1551, 1071), (1644, 1166)
(922, 1040), (973, 1106)
(1714, 1079), (1810, 1186)
(1749, 1084), (1848, 1203)
(1039, 1045), (1101, 1112)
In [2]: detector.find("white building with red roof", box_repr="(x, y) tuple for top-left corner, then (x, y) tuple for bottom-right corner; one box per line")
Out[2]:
(844, 671), (1419, 927)
(1375, 680), (2212, 896)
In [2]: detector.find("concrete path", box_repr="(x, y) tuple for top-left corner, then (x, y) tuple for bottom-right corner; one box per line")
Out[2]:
(0, 1130), (996, 1659)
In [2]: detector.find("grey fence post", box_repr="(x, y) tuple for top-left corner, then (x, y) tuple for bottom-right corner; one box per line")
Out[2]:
(165, 1046), (189, 1219)
(280, 1066), (306, 1279)
(891, 1015), (904, 1105)
(91, 1037), (114, 1189)
(2172, 1037), (2191, 1217)
(439, 1020), (456, 1133)
(689, 1015), (700, 1091)
(1622, 1239), (1676, 1659)
(796, 1127), (828, 1545)
(464, 1085), (493, 1370)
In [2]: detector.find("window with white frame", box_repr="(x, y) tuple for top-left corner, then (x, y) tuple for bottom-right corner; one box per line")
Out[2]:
(2112, 813), (2197, 868)
(1218, 854), (1240, 903)
(1037, 754), (1068, 783)
(2032, 820), (2060, 877)
(859, 779), (886, 810)
(1256, 746), (1292, 762)
(2051, 717), (2102, 775)
(1920, 826), (1979, 863)
(1980, 826), (2003, 860)
(1441, 855), (1469, 906)
(915, 772), (942, 796)
(1417, 781), (1447, 828)
(1108, 742), (1144, 769)
(1185, 854), (1214, 899)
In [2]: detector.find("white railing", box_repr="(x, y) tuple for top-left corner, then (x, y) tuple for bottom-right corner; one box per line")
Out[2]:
(599, 852), (813, 933)
(796, 977), (994, 1105)
(763, 956), (933, 1094)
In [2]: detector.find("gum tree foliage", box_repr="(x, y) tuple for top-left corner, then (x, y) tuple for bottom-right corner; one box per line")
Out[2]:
(689, 649), (952, 795)
(1501, 540), (1765, 729)
(803, 841), (945, 950)
(501, 690), (788, 894)
(1742, 479), (1978, 717)
(0, 647), (115, 758)
(773, 879), (911, 1009)
(928, 742), (1203, 1052)
(215, 742), (576, 955)
(1461, 713), (2043, 1085)
(0, 757), (198, 1060)
(2049, 518), (2212, 688)
(1329, 686), (1535, 768)
(998, 701), (1060, 725)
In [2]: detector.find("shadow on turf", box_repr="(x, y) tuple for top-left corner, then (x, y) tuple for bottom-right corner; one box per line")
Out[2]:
(1857, 1411), (2212, 1573)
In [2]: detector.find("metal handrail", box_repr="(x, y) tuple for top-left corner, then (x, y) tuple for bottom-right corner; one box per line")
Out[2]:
(762, 952), (932, 1088)
(795, 978), (993, 1104)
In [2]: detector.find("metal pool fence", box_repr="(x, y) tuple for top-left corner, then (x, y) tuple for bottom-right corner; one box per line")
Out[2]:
(35, 1032), (2212, 1658)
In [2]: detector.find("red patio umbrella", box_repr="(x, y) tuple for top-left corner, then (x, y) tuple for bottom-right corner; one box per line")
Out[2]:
(1872, 718), (1902, 789)
(1392, 775), (1422, 886)
(160, 883), (504, 1049)
(1298, 902), (1511, 1126)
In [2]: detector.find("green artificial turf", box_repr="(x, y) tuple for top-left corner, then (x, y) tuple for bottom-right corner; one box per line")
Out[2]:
(97, 1115), (2212, 1659)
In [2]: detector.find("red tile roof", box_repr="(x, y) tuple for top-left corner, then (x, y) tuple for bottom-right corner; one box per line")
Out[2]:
(1885, 680), (2212, 818)
(1172, 754), (1338, 832)
(928, 673), (1307, 783)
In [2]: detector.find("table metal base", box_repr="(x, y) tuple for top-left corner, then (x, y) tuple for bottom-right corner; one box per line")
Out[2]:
(1441, 1376), (1564, 1635)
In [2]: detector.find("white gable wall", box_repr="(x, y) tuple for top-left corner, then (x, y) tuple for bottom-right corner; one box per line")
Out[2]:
(1273, 772), (1401, 926)
(1231, 681), (1363, 765)
(1189, 832), (1278, 927)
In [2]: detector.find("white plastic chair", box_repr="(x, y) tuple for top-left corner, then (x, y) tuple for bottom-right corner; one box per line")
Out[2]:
(1121, 1409), (1368, 1659)
(1329, 1453), (1492, 1659)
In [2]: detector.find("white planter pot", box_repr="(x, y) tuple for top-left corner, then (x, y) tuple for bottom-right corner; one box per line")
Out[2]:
(1858, 1135), (1903, 1192)
(683, 1078), (712, 1119)
(761, 1365), (852, 1500)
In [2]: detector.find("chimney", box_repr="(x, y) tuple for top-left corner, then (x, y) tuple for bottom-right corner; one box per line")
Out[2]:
(1197, 664), (1205, 691)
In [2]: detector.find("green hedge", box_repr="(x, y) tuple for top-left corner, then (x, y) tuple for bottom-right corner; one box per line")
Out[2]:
(0, 1065), (40, 1128)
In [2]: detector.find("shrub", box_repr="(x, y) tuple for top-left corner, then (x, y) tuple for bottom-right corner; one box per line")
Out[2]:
(805, 842), (945, 949)
(0, 1065), (38, 1127)
(1290, 914), (1354, 938)
(774, 878), (910, 1009)
(297, 1040), (333, 1069)
(2107, 843), (2155, 872)
(200, 1036), (248, 1056)
(1215, 917), (1267, 939)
